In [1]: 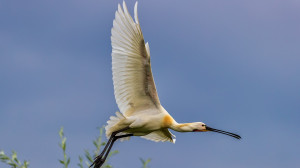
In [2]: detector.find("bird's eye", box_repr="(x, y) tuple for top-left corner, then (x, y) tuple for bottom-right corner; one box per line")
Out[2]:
(202, 124), (205, 127)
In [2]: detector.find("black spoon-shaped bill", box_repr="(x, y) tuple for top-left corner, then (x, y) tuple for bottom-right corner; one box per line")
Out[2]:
(206, 126), (241, 139)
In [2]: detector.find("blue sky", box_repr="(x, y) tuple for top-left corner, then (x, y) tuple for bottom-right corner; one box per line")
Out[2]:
(1, 0), (300, 167)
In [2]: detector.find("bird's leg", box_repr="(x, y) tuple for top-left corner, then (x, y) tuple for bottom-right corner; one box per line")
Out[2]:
(92, 135), (114, 164)
(102, 134), (133, 166)
(90, 127), (131, 168)
(91, 134), (133, 168)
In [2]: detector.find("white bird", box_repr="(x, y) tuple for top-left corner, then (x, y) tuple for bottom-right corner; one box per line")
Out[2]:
(91, 2), (241, 168)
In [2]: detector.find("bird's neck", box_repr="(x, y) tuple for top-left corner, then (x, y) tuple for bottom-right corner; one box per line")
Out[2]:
(162, 113), (195, 132)
(170, 122), (194, 132)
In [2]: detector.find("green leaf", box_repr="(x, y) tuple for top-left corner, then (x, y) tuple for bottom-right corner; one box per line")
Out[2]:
(8, 162), (18, 167)
(84, 150), (93, 163)
(11, 151), (17, 161)
(93, 141), (98, 148)
(0, 155), (10, 161)
(78, 156), (83, 162)
(140, 158), (151, 168)
(85, 160), (91, 167)
(62, 137), (67, 151)
(77, 156), (84, 168)
(59, 127), (64, 138)
(23, 161), (30, 168)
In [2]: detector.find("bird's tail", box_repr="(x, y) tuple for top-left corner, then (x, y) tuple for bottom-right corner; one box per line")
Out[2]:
(105, 111), (130, 141)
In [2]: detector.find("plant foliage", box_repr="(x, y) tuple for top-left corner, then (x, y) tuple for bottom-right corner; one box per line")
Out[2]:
(0, 150), (29, 168)
(1, 126), (151, 168)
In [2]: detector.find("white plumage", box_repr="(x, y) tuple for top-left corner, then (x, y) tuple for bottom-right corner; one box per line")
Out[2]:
(111, 2), (160, 114)
(91, 2), (241, 168)
(107, 1), (174, 143)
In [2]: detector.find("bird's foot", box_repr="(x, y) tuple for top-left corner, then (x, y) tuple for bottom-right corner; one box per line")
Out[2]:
(90, 156), (105, 168)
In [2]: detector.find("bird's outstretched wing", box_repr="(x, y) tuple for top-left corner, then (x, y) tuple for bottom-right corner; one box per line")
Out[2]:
(111, 2), (160, 116)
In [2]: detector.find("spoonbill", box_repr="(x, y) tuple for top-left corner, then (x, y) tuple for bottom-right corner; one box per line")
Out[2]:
(91, 2), (241, 168)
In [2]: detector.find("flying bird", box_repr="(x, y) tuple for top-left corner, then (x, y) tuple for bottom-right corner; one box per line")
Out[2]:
(91, 2), (241, 168)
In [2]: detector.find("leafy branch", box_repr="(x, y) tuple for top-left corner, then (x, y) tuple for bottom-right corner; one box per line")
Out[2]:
(1, 126), (151, 168)
(140, 158), (151, 168)
(59, 127), (70, 168)
(0, 150), (29, 168)
(80, 126), (118, 168)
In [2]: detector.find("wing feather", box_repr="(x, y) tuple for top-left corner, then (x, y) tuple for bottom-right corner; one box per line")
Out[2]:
(112, 2), (160, 116)
(141, 129), (176, 143)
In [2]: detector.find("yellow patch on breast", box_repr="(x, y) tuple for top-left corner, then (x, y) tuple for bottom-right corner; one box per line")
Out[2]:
(162, 115), (174, 128)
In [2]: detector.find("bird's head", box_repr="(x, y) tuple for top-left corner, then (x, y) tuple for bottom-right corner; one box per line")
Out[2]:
(189, 122), (207, 132)
(190, 122), (241, 139)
